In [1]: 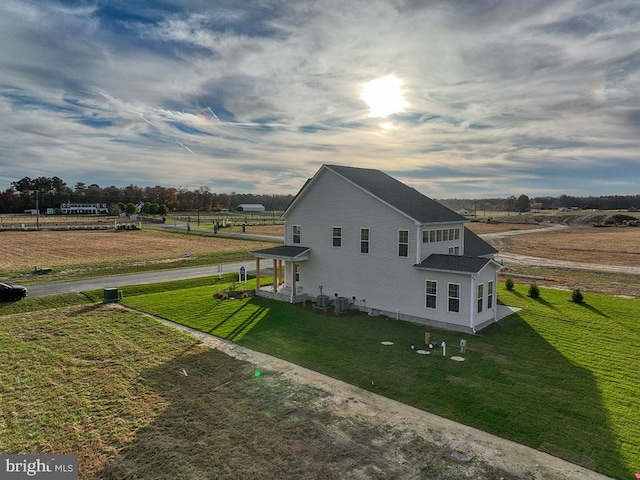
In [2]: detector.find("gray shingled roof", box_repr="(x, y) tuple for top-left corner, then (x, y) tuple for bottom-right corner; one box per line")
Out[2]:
(414, 254), (494, 274)
(251, 245), (310, 260)
(325, 165), (466, 224)
(463, 227), (498, 257)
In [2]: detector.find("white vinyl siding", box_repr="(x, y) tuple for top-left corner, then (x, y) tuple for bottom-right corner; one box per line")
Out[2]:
(426, 280), (437, 309)
(487, 281), (494, 309)
(448, 283), (460, 313)
(292, 225), (301, 244)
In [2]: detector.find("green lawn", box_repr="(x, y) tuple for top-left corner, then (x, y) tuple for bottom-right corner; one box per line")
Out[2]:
(122, 283), (640, 479)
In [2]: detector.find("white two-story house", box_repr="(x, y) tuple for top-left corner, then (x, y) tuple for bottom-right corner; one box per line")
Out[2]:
(252, 164), (501, 333)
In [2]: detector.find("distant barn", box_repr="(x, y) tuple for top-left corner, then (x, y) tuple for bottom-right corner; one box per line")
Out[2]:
(235, 204), (266, 212)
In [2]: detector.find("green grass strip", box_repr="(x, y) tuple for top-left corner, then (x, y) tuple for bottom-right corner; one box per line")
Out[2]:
(122, 283), (639, 479)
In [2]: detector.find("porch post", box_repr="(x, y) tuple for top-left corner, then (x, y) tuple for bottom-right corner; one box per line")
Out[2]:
(255, 257), (261, 292)
(292, 262), (297, 296)
(273, 259), (278, 292)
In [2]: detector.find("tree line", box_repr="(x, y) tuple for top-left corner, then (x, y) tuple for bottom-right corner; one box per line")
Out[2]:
(2, 175), (638, 215)
(0, 176), (294, 214)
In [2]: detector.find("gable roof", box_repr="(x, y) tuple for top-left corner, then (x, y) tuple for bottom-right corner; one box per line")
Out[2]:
(463, 227), (498, 257)
(283, 164), (466, 224)
(414, 254), (498, 274)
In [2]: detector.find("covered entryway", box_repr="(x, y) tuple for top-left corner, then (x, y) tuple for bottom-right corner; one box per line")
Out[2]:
(251, 246), (310, 302)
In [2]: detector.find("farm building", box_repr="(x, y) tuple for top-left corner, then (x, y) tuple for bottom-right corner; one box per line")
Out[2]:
(61, 202), (109, 214)
(252, 164), (501, 333)
(235, 204), (266, 212)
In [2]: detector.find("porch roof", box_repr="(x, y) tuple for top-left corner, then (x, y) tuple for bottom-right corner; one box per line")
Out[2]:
(414, 254), (498, 274)
(251, 245), (310, 261)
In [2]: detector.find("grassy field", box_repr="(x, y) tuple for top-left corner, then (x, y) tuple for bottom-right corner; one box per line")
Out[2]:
(0, 302), (517, 480)
(120, 281), (639, 479)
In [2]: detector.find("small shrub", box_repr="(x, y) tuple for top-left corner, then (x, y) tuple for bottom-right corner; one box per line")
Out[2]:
(571, 288), (584, 304)
(505, 277), (515, 291)
(528, 283), (540, 299)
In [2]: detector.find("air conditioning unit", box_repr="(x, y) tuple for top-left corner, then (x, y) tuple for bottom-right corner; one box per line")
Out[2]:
(336, 296), (349, 312)
(316, 295), (330, 308)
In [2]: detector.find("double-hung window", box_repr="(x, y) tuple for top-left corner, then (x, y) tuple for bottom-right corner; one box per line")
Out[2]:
(426, 280), (437, 309)
(448, 283), (460, 313)
(398, 230), (409, 257)
(477, 283), (484, 313)
(360, 228), (370, 254)
(292, 225), (301, 244)
(332, 227), (342, 247)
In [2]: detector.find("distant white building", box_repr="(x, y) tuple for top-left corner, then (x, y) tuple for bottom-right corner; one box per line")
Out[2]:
(235, 204), (266, 212)
(61, 202), (109, 214)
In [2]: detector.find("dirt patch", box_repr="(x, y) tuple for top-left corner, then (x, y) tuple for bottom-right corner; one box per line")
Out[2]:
(0, 230), (273, 273)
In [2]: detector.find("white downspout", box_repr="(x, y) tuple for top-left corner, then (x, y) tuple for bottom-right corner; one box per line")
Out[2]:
(470, 274), (476, 333)
(416, 224), (422, 263)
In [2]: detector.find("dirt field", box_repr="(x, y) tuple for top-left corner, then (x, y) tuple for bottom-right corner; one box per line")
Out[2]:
(0, 230), (273, 274)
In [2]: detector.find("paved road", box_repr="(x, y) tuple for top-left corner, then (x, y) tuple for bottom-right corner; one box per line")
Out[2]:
(26, 261), (260, 298)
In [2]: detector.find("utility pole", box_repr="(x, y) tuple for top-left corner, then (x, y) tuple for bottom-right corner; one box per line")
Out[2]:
(36, 190), (40, 231)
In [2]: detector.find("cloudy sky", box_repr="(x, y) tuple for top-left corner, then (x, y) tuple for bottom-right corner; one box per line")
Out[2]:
(1, 0), (639, 198)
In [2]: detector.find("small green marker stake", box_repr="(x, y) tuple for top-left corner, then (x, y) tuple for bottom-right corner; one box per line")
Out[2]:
(255, 371), (261, 377)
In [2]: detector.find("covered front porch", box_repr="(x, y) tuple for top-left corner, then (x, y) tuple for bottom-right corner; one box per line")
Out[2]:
(251, 245), (310, 303)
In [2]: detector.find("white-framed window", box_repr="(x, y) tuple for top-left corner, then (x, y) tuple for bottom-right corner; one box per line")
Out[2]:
(448, 283), (460, 313)
(436, 229), (443, 242)
(292, 225), (301, 244)
(477, 283), (484, 313)
(294, 263), (300, 282)
(426, 280), (437, 309)
(487, 280), (494, 309)
(429, 230), (435, 243)
(398, 230), (409, 257)
(448, 246), (460, 255)
(449, 228), (455, 240)
(443, 229), (449, 241)
(454, 228), (460, 240)
(360, 228), (370, 254)
(332, 227), (342, 247)
(422, 230), (429, 243)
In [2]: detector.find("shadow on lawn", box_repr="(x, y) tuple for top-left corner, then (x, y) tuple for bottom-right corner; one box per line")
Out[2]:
(96, 348), (486, 480)
(476, 315), (628, 478)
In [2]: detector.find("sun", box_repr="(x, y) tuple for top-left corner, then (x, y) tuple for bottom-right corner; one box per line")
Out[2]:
(361, 75), (407, 118)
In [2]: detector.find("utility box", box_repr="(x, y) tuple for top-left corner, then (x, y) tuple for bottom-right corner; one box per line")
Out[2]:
(103, 288), (123, 303)
(336, 296), (350, 312)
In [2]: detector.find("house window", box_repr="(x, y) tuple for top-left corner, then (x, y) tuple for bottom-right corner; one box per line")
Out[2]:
(487, 281), (494, 309)
(398, 230), (409, 257)
(426, 280), (437, 309)
(436, 229), (442, 242)
(454, 228), (460, 240)
(294, 264), (300, 282)
(477, 283), (484, 313)
(429, 230), (435, 242)
(448, 246), (460, 255)
(332, 227), (342, 247)
(448, 283), (460, 313)
(449, 228), (455, 240)
(443, 229), (449, 241)
(360, 228), (370, 254)
(422, 230), (429, 243)
(292, 225), (301, 244)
